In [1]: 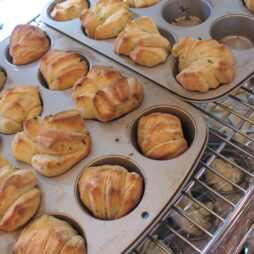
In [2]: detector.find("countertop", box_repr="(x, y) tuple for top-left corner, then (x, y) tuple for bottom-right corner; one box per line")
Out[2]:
(0, 0), (47, 41)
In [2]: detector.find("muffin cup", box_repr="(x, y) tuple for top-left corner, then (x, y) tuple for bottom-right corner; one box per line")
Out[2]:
(130, 105), (196, 160)
(75, 155), (145, 220)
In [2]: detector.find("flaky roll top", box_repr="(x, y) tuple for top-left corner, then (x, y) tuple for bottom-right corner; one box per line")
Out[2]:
(12, 110), (91, 177)
(245, 0), (254, 11)
(172, 37), (235, 92)
(123, 0), (160, 8)
(40, 49), (89, 90)
(0, 86), (42, 134)
(13, 215), (86, 254)
(80, 0), (132, 39)
(78, 165), (143, 219)
(0, 158), (41, 232)
(9, 24), (50, 65)
(114, 16), (170, 67)
(72, 65), (144, 122)
(50, 0), (89, 21)
(137, 112), (188, 159)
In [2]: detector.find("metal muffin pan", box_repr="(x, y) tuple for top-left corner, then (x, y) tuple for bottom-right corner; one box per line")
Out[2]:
(0, 23), (207, 253)
(40, 0), (254, 102)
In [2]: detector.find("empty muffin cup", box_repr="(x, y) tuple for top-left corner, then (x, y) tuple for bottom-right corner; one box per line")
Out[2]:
(162, 0), (211, 27)
(130, 105), (196, 160)
(76, 155), (145, 220)
(210, 15), (254, 50)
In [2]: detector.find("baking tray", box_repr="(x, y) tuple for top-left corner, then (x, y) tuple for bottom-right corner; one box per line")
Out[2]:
(40, 0), (254, 102)
(0, 23), (207, 254)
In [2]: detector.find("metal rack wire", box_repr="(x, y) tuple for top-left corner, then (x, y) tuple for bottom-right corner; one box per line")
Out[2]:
(132, 79), (254, 254)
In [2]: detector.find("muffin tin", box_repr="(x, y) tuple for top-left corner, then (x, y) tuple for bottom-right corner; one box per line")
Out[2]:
(41, 0), (254, 102)
(0, 23), (207, 253)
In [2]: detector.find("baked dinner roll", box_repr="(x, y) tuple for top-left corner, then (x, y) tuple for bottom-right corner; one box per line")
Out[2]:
(9, 24), (50, 65)
(244, 0), (254, 11)
(13, 215), (87, 254)
(12, 110), (91, 177)
(0, 158), (41, 232)
(0, 86), (42, 135)
(123, 0), (159, 8)
(137, 112), (188, 159)
(78, 165), (143, 219)
(50, 0), (89, 21)
(40, 49), (89, 90)
(0, 70), (6, 90)
(114, 16), (170, 67)
(72, 65), (144, 122)
(80, 0), (132, 39)
(172, 37), (235, 92)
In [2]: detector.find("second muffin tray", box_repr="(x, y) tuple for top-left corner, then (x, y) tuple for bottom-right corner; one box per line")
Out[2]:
(0, 22), (207, 253)
(40, 0), (254, 102)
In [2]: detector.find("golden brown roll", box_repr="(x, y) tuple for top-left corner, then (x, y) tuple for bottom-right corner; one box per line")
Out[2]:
(40, 49), (88, 90)
(114, 16), (170, 67)
(50, 0), (89, 21)
(9, 24), (50, 65)
(0, 86), (42, 134)
(172, 37), (235, 92)
(0, 158), (41, 232)
(72, 65), (144, 122)
(13, 215), (87, 254)
(12, 110), (91, 177)
(80, 0), (132, 39)
(137, 112), (188, 159)
(124, 0), (159, 8)
(78, 165), (143, 219)
(245, 0), (254, 11)
(0, 70), (6, 90)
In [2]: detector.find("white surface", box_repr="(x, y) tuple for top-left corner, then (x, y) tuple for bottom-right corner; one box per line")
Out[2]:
(0, 0), (46, 41)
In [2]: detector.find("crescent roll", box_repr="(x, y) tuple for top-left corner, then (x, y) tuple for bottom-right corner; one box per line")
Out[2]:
(12, 110), (91, 177)
(114, 16), (170, 67)
(72, 65), (144, 122)
(0, 158), (41, 232)
(137, 112), (188, 159)
(50, 0), (89, 21)
(80, 0), (132, 39)
(40, 49), (88, 90)
(172, 37), (235, 92)
(9, 24), (50, 65)
(13, 215), (87, 254)
(124, 0), (160, 8)
(78, 165), (143, 219)
(244, 0), (254, 11)
(0, 86), (42, 134)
